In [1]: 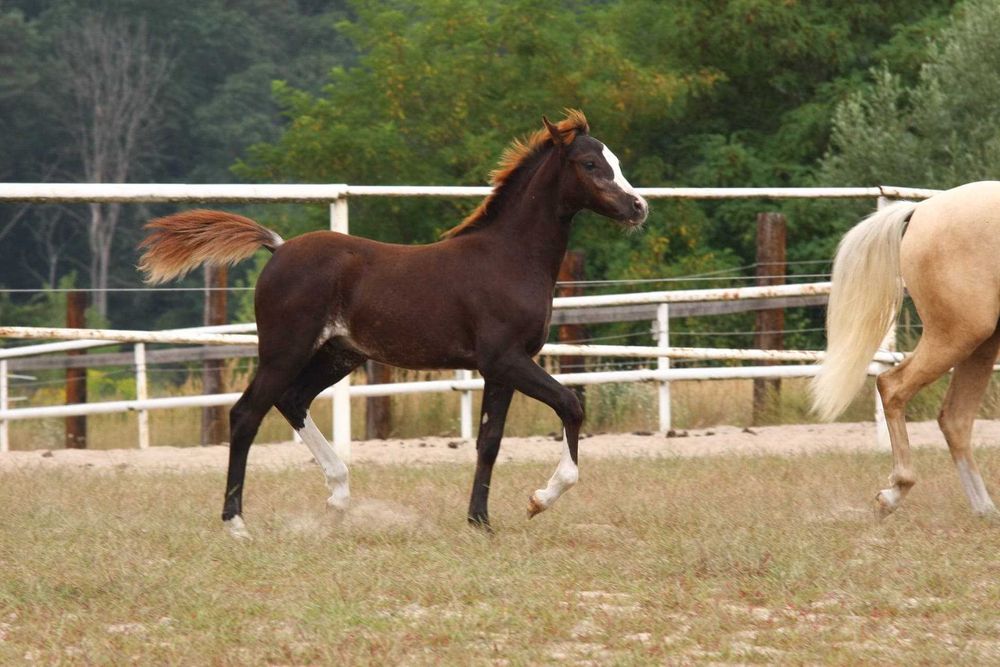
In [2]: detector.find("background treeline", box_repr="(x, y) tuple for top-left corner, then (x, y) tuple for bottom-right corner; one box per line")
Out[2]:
(3, 0), (993, 344)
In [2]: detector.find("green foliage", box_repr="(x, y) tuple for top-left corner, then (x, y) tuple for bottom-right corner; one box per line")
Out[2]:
(0, 0), (964, 340)
(0, 273), (74, 334)
(0, 0), (352, 328)
(236, 0), (708, 244)
(824, 0), (1000, 188)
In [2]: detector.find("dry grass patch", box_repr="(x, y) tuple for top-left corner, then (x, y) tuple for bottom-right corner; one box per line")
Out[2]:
(2, 447), (1000, 664)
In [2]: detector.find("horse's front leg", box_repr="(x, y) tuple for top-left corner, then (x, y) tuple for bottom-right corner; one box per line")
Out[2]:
(486, 354), (583, 518)
(467, 380), (515, 530)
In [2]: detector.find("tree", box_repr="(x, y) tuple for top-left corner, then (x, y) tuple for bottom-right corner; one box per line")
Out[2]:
(236, 0), (708, 244)
(823, 0), (1000, 189)
(55, 14), (172, 317)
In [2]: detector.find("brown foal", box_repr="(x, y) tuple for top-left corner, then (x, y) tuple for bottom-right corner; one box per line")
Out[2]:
(138, 111), (648, 537)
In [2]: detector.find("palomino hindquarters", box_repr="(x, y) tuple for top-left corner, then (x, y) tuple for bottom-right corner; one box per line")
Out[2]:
(139, 111), (648, 537)
(813, 181), (1000, 517)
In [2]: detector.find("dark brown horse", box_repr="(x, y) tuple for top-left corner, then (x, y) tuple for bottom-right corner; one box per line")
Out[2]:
(138, 111), (648, 538)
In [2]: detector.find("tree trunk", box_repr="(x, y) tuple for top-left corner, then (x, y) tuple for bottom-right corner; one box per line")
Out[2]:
(61, 17), (171, 321)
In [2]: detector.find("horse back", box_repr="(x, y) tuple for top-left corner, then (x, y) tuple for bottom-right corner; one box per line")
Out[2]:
(253, 230), (555, 370)
(902, 181), (1000, 330)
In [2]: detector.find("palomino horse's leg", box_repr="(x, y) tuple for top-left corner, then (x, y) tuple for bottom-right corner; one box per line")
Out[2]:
(467, 380), (515, 530)
(484, 354), (583, 518)
(275, 343), (366, 512)
(936, 328), (1000, 516)
(875, 331), (992, 518)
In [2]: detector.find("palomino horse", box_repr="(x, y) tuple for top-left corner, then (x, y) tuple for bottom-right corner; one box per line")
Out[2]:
(139, 111), (648, 537)
(812, 181), (1000, 518)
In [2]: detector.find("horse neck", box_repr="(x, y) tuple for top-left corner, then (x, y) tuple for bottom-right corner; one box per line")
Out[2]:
(488, 151), (576, 281)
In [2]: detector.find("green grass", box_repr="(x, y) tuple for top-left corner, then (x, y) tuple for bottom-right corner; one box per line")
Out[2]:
(3, 448), (1000, 664)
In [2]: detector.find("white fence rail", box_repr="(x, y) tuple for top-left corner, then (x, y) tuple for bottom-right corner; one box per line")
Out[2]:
(1, 183), (938, 454)
(0, 281), (898, 456)
(0, 182), (941, 203)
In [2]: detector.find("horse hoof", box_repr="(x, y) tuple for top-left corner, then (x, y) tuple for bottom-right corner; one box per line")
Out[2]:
(327, 494), (350, 512)
(874, 489), (899, 520)
(467, 516), (494, 534)
(224, 516), (252, 540)
(974, 505), (998, 521)
(527, 494), (546, 519)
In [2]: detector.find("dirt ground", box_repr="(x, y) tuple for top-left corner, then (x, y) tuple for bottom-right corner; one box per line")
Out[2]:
(4, 420), (1000, 473)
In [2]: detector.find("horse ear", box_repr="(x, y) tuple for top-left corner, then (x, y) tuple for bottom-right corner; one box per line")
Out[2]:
(542, 116), (565, 148)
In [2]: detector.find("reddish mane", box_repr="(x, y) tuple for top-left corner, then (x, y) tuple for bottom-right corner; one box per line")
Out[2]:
(442, 109), (589, 239)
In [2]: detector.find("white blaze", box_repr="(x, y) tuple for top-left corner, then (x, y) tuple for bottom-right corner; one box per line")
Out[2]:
(601, 144), (639, 196)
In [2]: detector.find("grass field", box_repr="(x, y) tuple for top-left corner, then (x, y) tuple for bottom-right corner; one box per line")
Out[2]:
(3, 446), (1000, 664)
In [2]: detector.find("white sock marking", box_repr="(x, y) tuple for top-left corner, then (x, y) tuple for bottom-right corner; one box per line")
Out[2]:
(532, 435), (579, 510)
(224, 515), (252, 540)
(878, 486), (902, 509)
(956, 459), (996, 515)
(296, 412), (350, 510)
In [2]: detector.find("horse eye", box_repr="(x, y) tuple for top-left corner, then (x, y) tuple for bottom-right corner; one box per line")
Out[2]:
(583, 161), (596, 171)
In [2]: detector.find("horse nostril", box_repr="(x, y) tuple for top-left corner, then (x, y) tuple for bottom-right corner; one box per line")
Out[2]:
(632, 197), (645, 212)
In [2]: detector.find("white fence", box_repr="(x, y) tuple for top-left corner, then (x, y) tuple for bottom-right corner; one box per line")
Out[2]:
(0, 280), (905, 457)
(0, 183), (938, 455)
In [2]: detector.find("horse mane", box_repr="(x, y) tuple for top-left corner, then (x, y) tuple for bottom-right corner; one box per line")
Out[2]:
(441, 109), (590, 239)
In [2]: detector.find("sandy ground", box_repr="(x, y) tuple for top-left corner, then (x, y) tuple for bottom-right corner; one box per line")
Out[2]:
(3, 420), (1000, 473)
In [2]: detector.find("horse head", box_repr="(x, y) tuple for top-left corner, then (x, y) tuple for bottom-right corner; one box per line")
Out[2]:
(543, 114), (649, 229)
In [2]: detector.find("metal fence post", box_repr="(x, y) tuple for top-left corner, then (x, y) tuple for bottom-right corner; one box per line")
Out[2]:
(656, 303), (671, 432)
(134, 343), (150, 449)
(458, 369), (473, 439)
(1, 359), (8, 453)
(330, 197), (352, 460)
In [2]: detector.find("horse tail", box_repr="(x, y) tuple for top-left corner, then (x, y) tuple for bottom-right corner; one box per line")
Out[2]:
(811, 200), (918, 421)
(138, 209), (284, 284)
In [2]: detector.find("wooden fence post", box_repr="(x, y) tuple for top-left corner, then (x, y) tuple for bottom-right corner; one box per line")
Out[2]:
(752, 212), (787, 424)
(201, 265), (228, 445)
(558, 250), (588, 407)
(65, 290), (87, 448)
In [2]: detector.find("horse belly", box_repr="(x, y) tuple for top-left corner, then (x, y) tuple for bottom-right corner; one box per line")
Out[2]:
(344, 312), (477, 370)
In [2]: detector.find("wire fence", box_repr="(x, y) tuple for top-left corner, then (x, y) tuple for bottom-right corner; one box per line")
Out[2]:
(1, 182), (939, 451)
(1, 264), (835, 294)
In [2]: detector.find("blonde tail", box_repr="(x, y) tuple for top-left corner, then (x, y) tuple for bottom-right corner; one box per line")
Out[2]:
(811, 200), (917, 421)
(138, 209), (284, 284)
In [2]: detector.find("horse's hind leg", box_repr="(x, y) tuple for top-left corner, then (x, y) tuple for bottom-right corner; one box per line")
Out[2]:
(875, 329), (994, 518)
(275, 342), (366, 511)
(937, 327), (1000, 516)
(223, 360), (306, 537)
